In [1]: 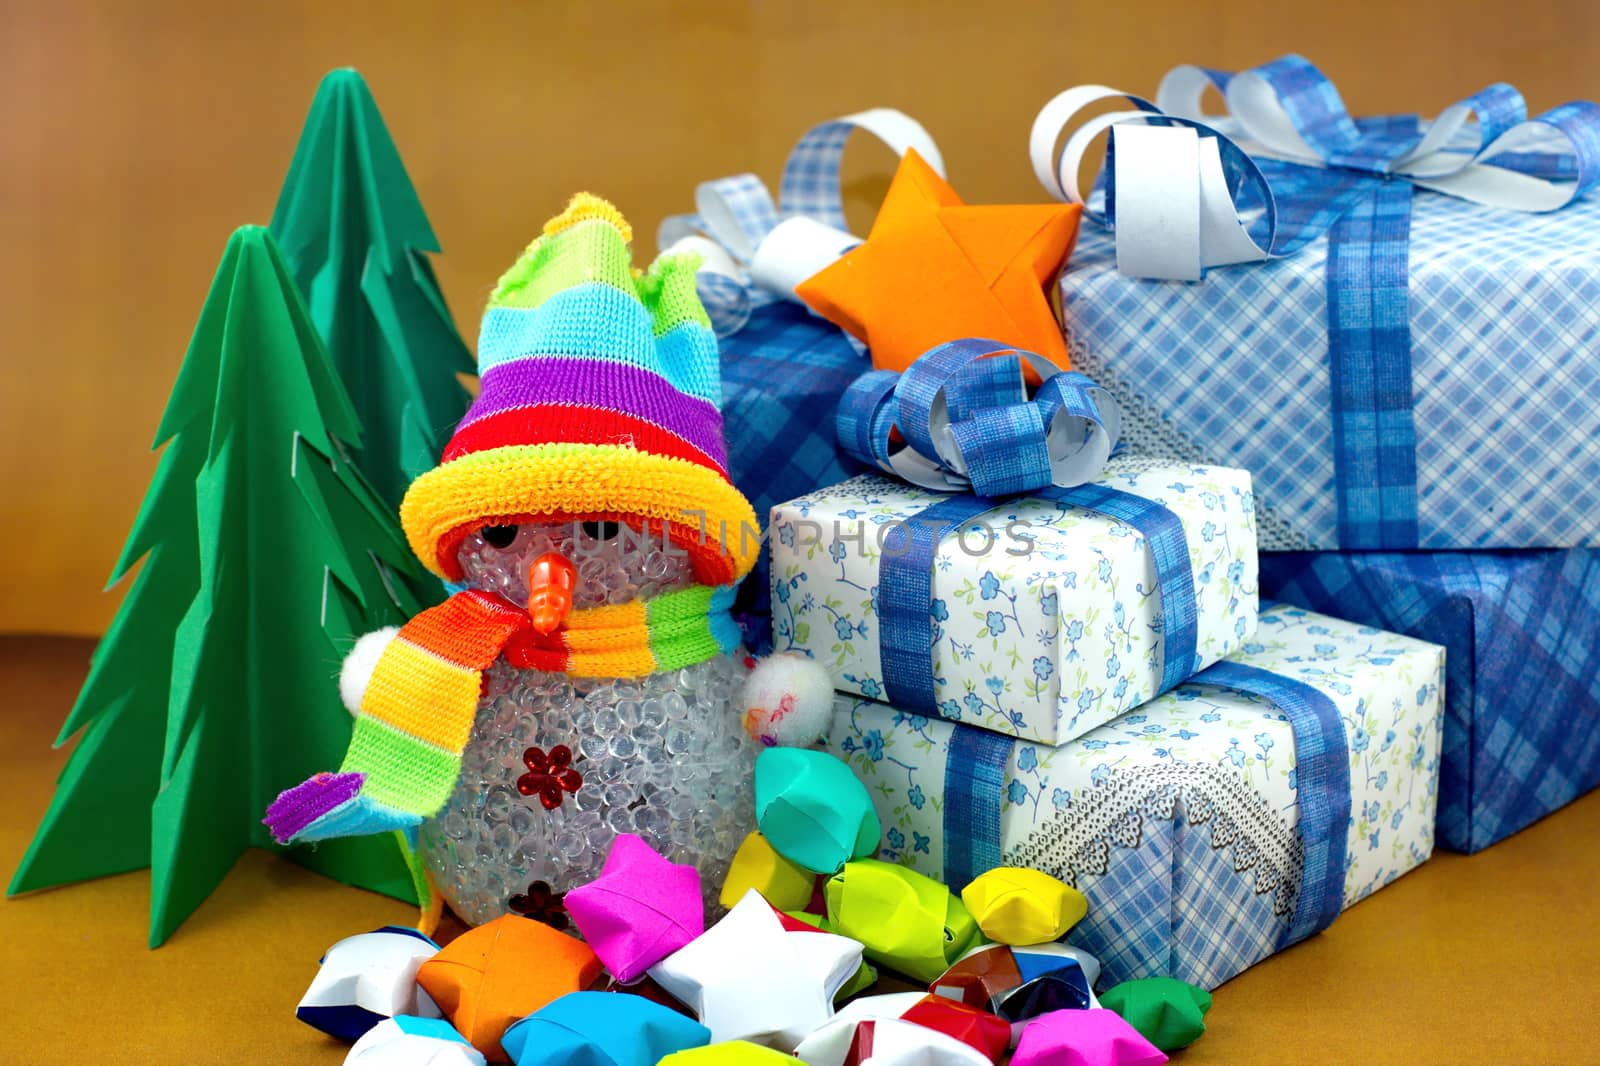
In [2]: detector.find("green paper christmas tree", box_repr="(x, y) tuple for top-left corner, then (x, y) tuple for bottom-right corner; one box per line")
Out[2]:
(270, 68), (475, 526)
(9, 226), (433, 946)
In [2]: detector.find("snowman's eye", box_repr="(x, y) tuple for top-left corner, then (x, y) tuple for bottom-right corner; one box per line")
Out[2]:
(480, 524), (519, 549)
(582, 520), (621, 541)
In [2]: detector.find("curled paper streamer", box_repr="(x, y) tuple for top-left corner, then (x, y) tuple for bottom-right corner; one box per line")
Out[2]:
(836, 338), (1120, 498)
(1029, 55), (1600, 280)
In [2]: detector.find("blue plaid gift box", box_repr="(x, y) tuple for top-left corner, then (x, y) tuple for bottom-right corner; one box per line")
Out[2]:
(720, 303), (869, 649)
(1039, 57), (1600, 551)
(1061, 192), (1600, 551)
(826, 603), (1444, 990)
(721, 301), (870, 532)
(1261, 549), (1600, 852)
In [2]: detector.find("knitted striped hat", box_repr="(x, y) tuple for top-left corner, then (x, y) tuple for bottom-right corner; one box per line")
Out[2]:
(400, 195), (759, 587)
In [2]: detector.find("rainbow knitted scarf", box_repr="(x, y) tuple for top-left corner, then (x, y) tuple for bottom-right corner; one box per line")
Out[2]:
(263, 585), (740, 846)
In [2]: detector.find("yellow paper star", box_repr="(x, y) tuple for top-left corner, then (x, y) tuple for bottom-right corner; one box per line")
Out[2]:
(796, 149), (1082, 372)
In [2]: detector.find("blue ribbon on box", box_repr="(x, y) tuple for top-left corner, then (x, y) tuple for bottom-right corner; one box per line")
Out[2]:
(834, 339), (1207, 890)
(1194, 661), (1350, 946)
(941, 656), (1353, 944)
(1032, 55), (1600, 549)
(837, 337), (1120, 498)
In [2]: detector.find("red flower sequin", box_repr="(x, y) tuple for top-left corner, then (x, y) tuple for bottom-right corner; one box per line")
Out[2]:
(507, 880), (569, 930)
(517, 744), (582, 810)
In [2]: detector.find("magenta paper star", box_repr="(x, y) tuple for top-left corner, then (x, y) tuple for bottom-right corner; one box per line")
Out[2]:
(564, 834), (705, 984)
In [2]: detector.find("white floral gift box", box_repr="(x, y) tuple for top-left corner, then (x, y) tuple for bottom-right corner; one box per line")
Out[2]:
(825, 603), (1445, 990)
(769, 456), (1258, 745)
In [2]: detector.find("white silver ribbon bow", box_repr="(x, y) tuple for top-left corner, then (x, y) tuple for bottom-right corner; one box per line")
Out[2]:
(658, 109), (945, 335)
(1029, 55), (1600, 280)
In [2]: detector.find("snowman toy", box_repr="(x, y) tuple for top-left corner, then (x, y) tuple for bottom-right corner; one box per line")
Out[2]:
(265, 195), (821, 926)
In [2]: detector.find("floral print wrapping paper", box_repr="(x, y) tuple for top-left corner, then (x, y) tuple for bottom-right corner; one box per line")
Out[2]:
(771, 457), (1259, 745)
(825, 603), (1445, 989)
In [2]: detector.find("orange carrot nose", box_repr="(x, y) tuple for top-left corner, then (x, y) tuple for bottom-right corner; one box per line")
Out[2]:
(526, 552), (577, 635)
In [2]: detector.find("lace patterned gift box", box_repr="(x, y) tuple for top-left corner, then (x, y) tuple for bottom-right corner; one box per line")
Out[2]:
(826, 603), (1445, 990)
(770, 457), (1258, 746)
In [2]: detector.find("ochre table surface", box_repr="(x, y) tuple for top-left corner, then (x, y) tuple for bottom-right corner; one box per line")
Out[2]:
(4, 635), (1598, 1065)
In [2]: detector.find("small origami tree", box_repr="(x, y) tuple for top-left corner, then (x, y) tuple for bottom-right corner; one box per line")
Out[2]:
(9, 226), (432, 946)
(270, 68), (475, 524)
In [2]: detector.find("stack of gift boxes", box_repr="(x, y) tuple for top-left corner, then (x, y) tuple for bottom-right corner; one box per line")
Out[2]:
(771, 449), (1444, 990)
(685, 55), (1600, 991)
(14, 52), (1598, 1064)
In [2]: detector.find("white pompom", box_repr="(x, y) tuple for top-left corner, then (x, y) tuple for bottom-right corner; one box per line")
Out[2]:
(339, 627), (401, 715)
(742, 651), (836, 747)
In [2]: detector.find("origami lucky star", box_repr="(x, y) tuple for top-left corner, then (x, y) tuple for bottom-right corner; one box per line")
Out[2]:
(801, 1017), (993, 1066)
(795, 149), (1082, 373)
(1013, 943), (1102, 992)
(794, 992), (1010, 1066)
(824, 859), (980, 983)
(415, 915), (602, 1061)
(770, 907), (880, 1001)
(1097, 978), (1212, 1052)
(649, 889), (864, 1051)
(931, 944), (1103, 1046)
(297, 926), (442, 1041)
(794, 992), (923, 1065)
(501, 991), (711, 1066)
(721, 831), (817, 912)
(565, 833), (705, 984)
(345, 1016), (486, 1066)
(754, 748), (881, 876)
(659, 1042), (798, 1064)
(960, 867), (1087, 946)
(1011, 1009), (1167, 1066)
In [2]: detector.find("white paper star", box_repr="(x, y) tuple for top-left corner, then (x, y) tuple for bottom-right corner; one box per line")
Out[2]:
(649, 889), (864, 1051)
(345, 1017), (485, 1066)
(298, 927), (442, 1040)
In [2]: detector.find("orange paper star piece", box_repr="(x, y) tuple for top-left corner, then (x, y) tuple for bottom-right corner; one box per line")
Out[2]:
(796, 149), (1082, 372)
(416, 914), (603, 1061)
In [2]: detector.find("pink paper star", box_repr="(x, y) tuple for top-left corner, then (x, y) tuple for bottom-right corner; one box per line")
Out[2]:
(565, 834), (705, 984)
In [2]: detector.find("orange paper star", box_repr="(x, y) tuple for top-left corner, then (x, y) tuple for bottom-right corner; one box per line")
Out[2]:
(796, 149), (1083, 372)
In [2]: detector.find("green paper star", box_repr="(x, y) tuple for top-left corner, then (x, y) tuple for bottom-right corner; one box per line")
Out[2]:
(1100, 975), (1214, 1051)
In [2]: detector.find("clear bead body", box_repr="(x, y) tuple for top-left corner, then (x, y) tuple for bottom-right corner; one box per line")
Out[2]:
(418, 523), (758, 925)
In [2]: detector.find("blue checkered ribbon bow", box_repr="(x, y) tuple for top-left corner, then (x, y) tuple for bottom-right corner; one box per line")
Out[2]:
(658, 110), (944, 337)
(850, 339), (1200, 756)
(1033, 56), (1600, 550)
(836, 338), (1120, 497)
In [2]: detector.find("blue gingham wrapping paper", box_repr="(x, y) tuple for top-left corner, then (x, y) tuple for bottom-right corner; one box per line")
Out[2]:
(717, 300), (869, 645)
(826, 603), (1444, 990)
(721, 301), (870, 527)
(1059, 190), (1600, 550)
(1261, 548), (1600, 852)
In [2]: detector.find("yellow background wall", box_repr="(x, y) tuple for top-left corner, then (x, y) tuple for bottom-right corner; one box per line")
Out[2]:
(3, 0), (1596, 635)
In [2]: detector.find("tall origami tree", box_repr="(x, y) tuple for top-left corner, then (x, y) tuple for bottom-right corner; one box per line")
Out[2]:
(270, 68), (475, 525)
(9, 227), (433, 946)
